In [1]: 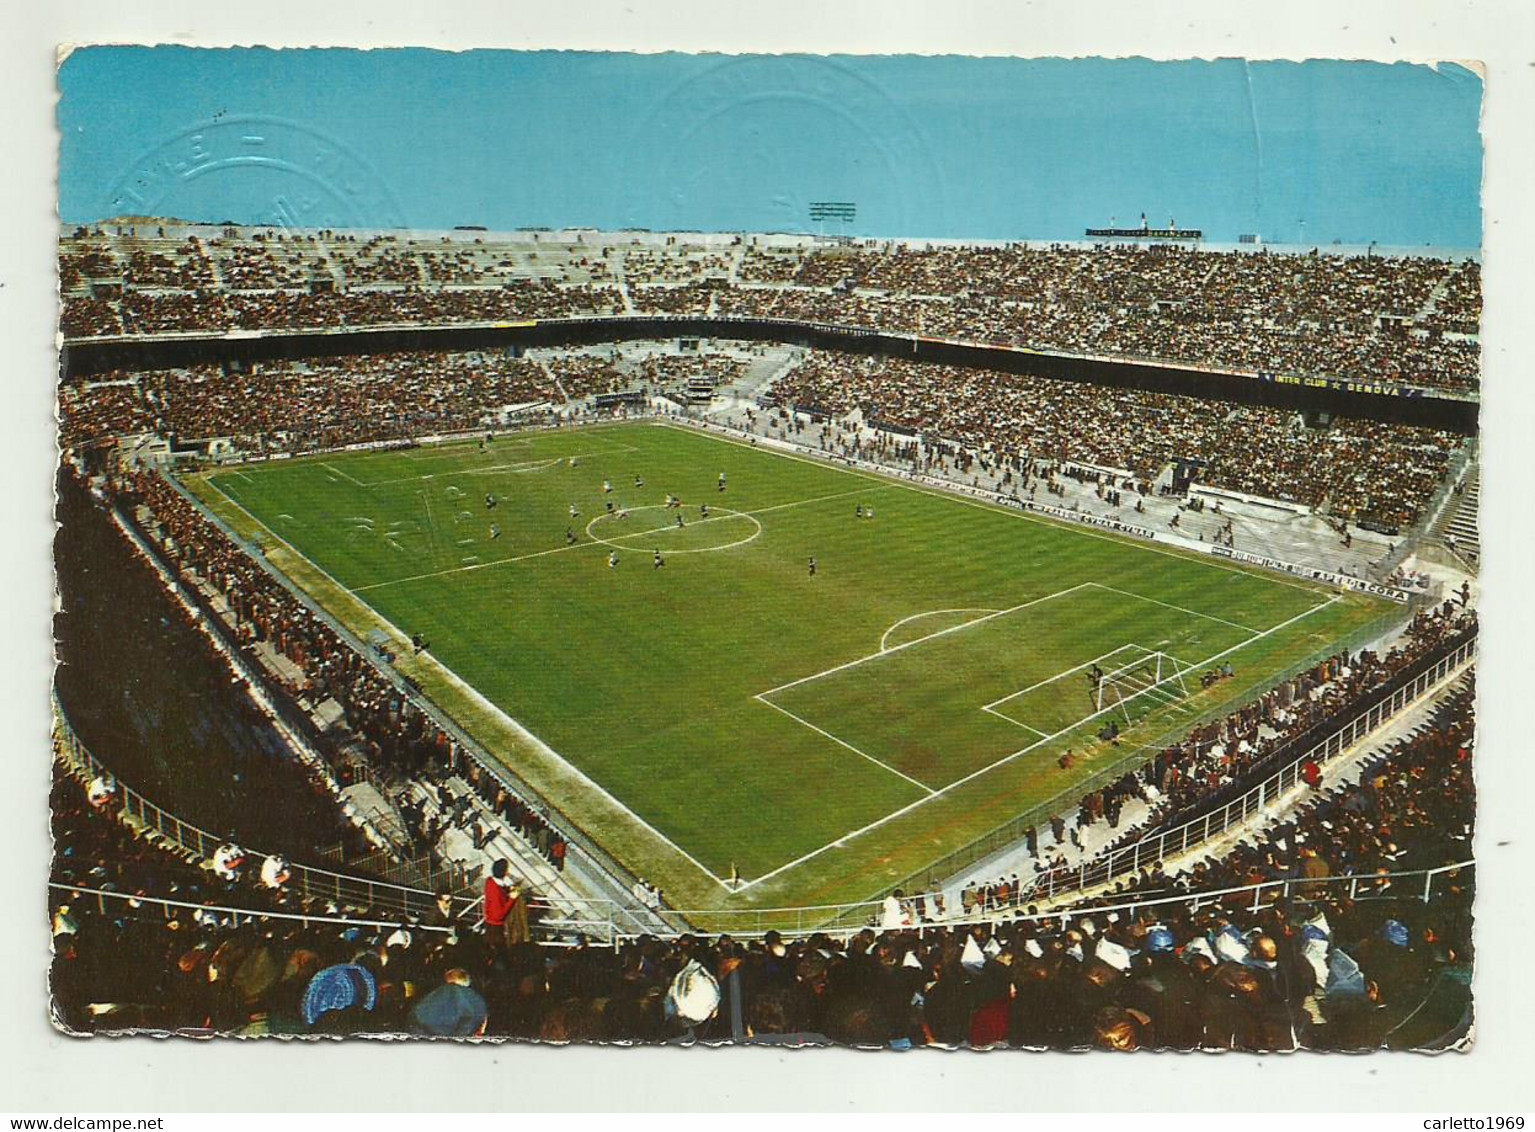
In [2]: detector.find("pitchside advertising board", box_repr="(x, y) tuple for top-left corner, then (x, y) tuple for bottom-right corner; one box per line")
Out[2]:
(600, 418), (1419, 606)
(1210, 545), (1413, 603)
(1019, 497), (1411, 601)
(1017, 497), (1160, 540)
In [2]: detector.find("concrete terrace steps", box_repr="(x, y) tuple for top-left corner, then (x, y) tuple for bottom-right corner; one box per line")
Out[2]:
(1029, 664), (1474, 914)
(396, 776), (588, 917)
(1433, 469), (1480, 564)
(1417, 273), (1455, 322)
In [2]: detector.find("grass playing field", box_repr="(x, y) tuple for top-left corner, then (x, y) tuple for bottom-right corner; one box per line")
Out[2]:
(185, 420), (1394, 922)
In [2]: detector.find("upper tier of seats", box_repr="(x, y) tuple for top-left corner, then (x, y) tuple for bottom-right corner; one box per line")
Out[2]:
(59, 226), (1482, 394)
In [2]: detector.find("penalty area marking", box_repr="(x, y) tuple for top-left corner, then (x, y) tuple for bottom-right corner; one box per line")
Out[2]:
(879, 608), (1001, 652)
(755, 697), (938, 795)
(980, 642), (1158, 731)
(736, 592), (1343, 892)
(758, 583), (1095, 700)
(1085, 581), (1263, 635)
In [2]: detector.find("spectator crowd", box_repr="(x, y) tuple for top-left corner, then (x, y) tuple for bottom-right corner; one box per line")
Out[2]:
(61, 226), (1481, 394)
(51, 225), (1478, 1047)
(53, 677), (1474, 1048)
(106, 470), (574, 883)
(58, 342), (1463, 534)
(1004, 603), (1477, 907)
(768, 353), (1463, 530)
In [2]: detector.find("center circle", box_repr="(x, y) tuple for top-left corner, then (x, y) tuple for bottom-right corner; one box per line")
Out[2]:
(584, 504), (763, 554)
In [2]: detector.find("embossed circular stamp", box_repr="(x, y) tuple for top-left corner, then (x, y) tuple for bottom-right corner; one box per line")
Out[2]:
(105, 114), (406, 230)
(622, 55), (950, 235)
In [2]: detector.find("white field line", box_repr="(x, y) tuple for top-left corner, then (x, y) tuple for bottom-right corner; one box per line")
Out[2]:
(419, 487), (441, 559)
(980, 643), (1152, 713)
(1136, 682), (1192, 709)
(200, 475), (734, 890)
(401, 435), (538, 457)
(1085, 581), (1263, 635)
(403, 649), (734, 890)
(356, 533), (599, 591)
(353, 484), (894, 592)
(744, 483), (893, 516)
(736, 592), (1342, 891)
(981, 713), (1051, 739)
(757, 583), (1096, 700)
(361, 450), (612, 486)
(319, 461), (367, 487)
(389, 432), (640, 468)
(504, 459), (563, 474)
(206, 477), (418, 630)
(587, 506), (764, 556)
(754, 696), (938, 795)
(655, 421), (1333, 597)
(879, 608), (1001, 653)
(1100, 650), (1166, 685)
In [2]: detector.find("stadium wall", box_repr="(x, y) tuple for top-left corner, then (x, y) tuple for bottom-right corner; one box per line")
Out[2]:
(59, 316), (1479, 434)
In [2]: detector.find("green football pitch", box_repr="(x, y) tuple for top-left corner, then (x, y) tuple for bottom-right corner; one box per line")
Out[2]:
(186, 421), (1392, 920)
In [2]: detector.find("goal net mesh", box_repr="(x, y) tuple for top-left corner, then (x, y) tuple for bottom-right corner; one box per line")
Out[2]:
(1095, 651), (1191, 723)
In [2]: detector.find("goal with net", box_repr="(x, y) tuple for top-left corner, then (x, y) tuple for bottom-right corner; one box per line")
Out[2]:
(1094, 650), (1192, 722)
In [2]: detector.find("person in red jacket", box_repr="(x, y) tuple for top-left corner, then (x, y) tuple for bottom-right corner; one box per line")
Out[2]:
(1300, 759), (1322, 790)
(483, 859), (514, 950)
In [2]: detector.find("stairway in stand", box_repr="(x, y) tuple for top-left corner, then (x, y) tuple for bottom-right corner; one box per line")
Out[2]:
(1434, 468), (1480, 565)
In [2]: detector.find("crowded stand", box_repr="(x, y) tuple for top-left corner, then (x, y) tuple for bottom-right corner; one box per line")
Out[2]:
(57, 348), (754, 459)
(49, 761), (481, 1037)
(995, 601), (1478, 908)
(59, 351), (602, 456)
(767, 353), (1462, 530)
(56, 342), (1462, 534)
(52, 224), (1478, 1049)
(622, 246), (736, 285)
(101, 469), (573, 883)
(53, 433), (1477, 1046)
(60, 226), (1481, 394)
(52, 677), (1474, 1046)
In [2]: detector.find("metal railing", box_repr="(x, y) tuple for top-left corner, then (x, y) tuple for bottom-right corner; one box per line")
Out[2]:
(950, 859), (1477, 929)
(610, 627), (1471, 936)
(51, 698), (471, 923)
(850, 601), (1424, 923)
(49, 882), (456, 935)
(606, 861), (1477, 943)
(119, 413), (1457, 940)
(1025, 634), (1477, 902)
(49, 859), (1475, 953)
(158, 472), (678, 939)
(62, 606), (1466, 941)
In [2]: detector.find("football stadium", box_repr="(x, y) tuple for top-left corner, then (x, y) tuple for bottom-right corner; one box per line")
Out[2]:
(49, 53), (1482, 1050)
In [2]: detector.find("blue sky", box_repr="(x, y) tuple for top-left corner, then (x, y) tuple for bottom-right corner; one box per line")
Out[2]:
(57, 48), (1483, 246)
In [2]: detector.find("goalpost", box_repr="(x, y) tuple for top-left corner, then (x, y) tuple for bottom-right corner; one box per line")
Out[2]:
(1095, 650), (1192, 722)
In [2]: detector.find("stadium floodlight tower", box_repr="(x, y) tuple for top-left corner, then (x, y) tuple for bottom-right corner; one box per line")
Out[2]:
(1096, 650), (1193, 723)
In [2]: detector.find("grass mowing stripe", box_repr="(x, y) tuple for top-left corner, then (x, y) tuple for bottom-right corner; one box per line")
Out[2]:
(187, 422), (1392, 915)
(735, 591), (1342, 890)
(653, 420), (1335, 598)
